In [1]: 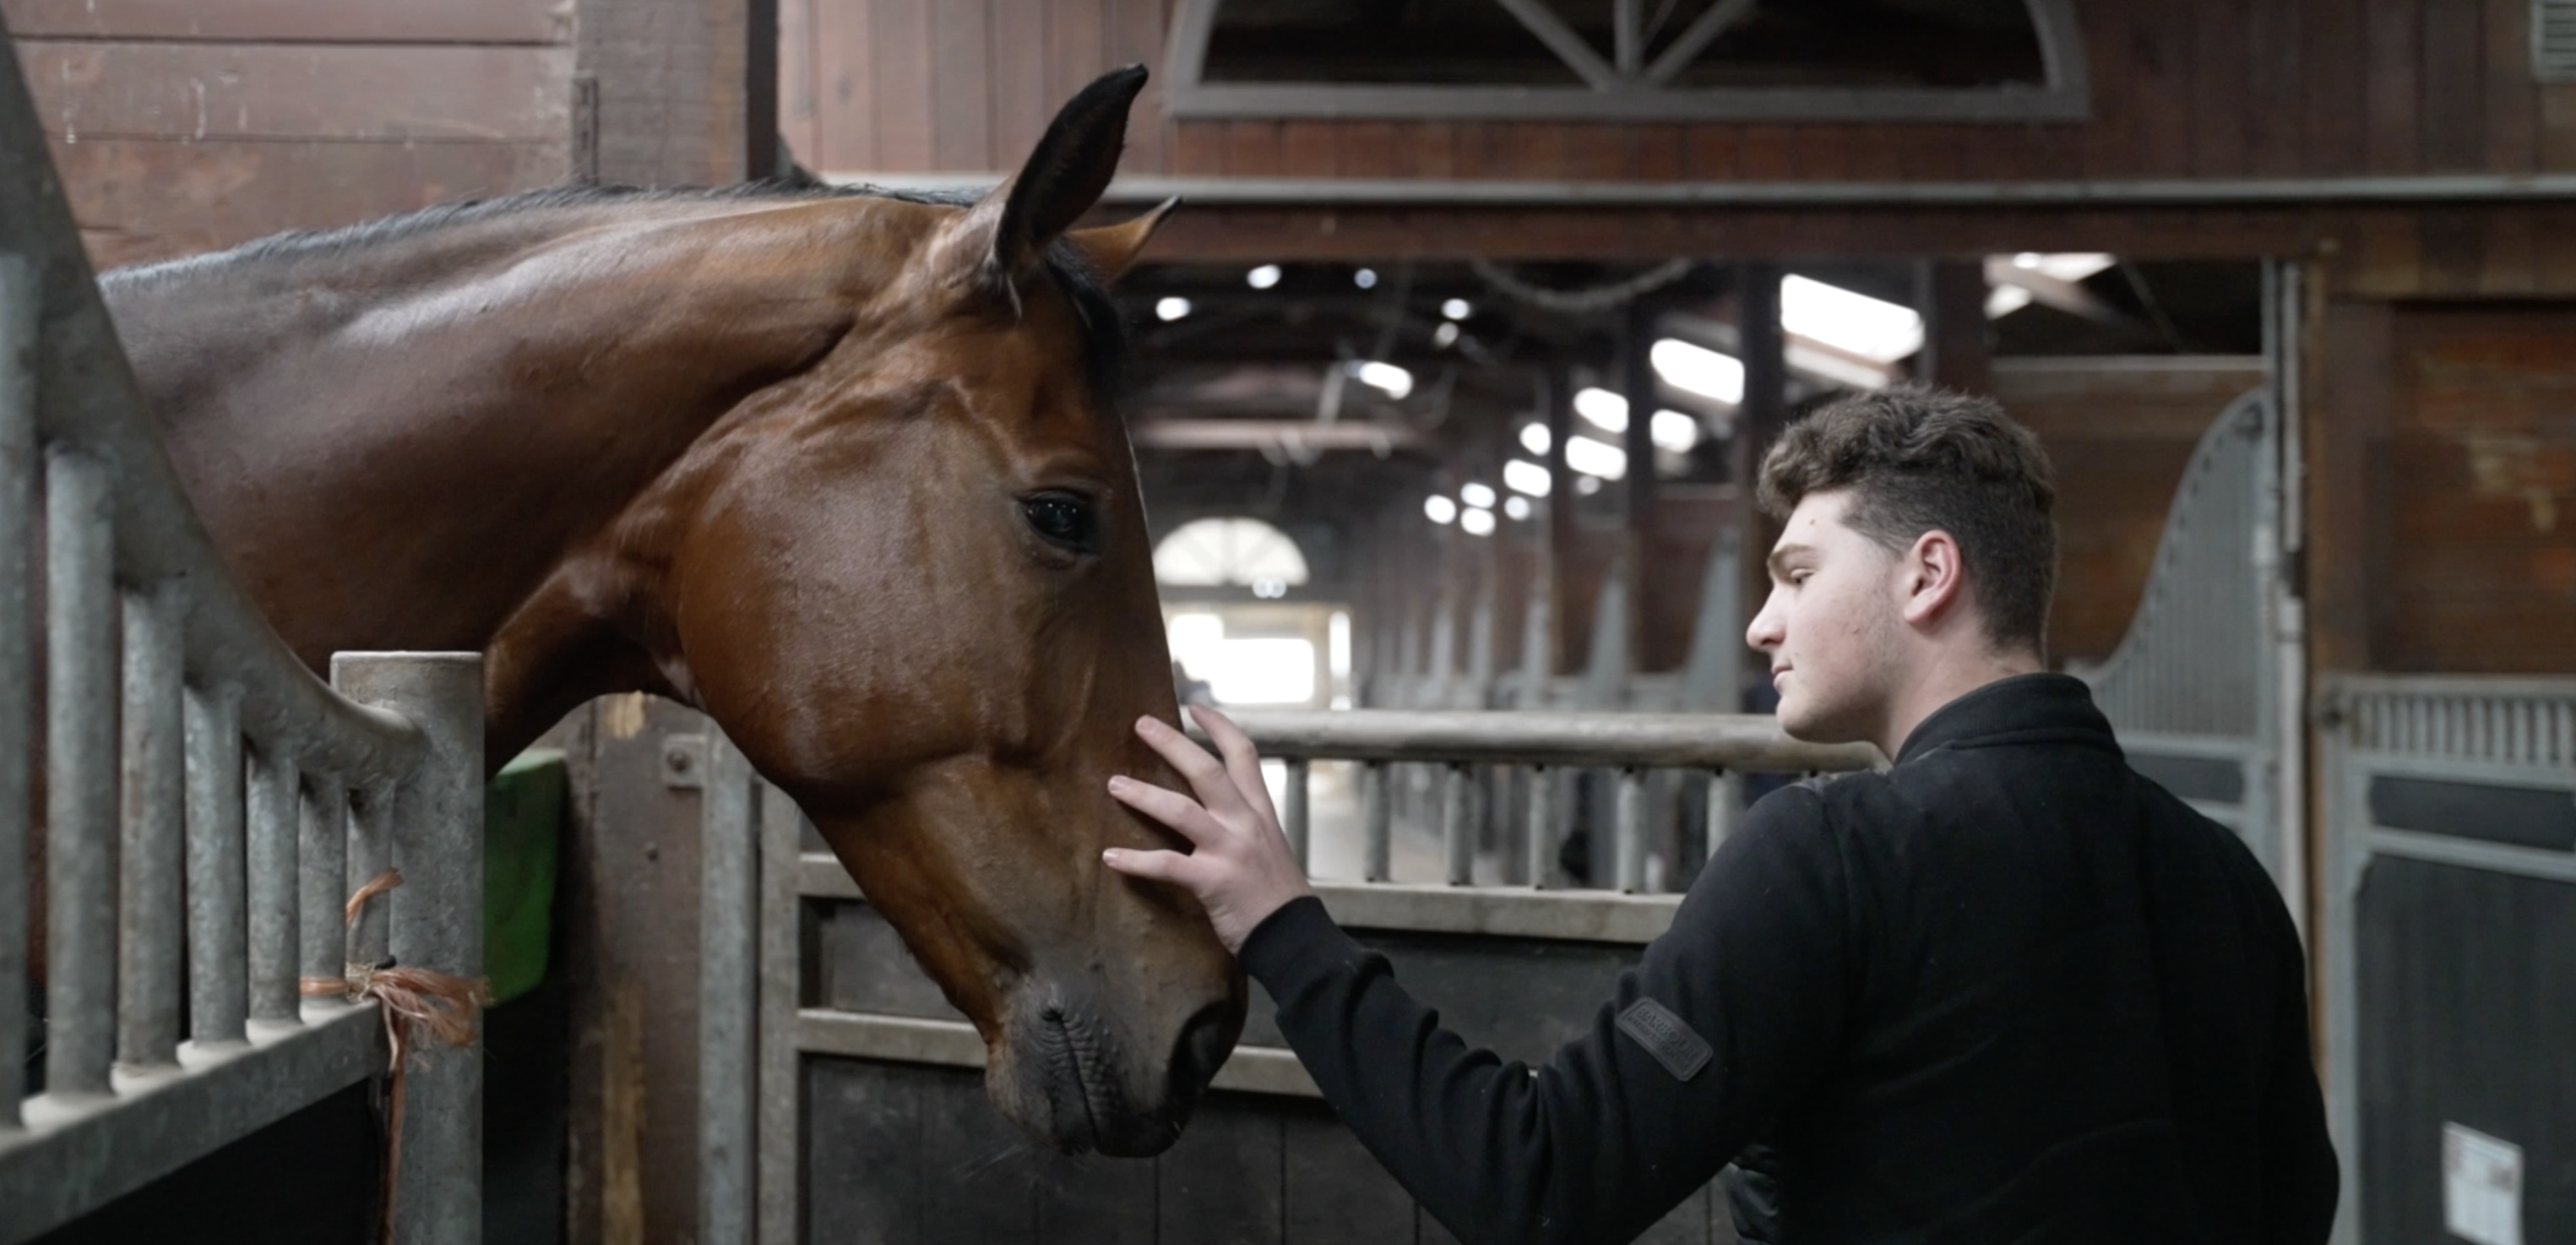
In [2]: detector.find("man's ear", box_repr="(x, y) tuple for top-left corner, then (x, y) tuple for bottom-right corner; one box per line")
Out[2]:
(932, 65), (1147, 308)
(1900, 530), (1969, 629)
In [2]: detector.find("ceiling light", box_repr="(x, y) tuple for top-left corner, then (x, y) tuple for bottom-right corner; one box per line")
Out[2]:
(1518, 423), (1550, 455)
(1651, 409), (1701, 453)
(1784, 343), (1891, 391)
(1649, 338), (1745, 404)
(1154, 296), (1191, 322)
(1442, 298), (1472, 320)
(1575, 474), (1603, 495)
(1781, 276), (1925, 364)
(2014, 252), (2043, 268)
(1984, 285), (2035, 319)
(1564, 436), (1627, 480)
(1354, 268), (1378, 290)
(1503, 458), (1552, 497)
(1573, 387), (1628, 434)
(1503, 495), (1532, 521)
(1246, 264), (1282, 290)
(1432, 321), (1460, 348)
(1459, 507), (1496, 537)
(1424, 495), (1457, 524)
(1461, 482), (1497, 509)
(1350, 360), (1414, 400)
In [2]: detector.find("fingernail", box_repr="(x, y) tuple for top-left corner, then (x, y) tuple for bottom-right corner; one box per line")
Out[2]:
(1107, 776), (1129, 794)
(1101, 849), (1120, 863)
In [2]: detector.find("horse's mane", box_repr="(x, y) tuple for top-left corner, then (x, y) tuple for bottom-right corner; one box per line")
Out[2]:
(99, 180), (1131, 393)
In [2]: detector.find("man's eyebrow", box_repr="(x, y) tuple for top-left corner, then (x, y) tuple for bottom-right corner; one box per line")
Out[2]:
(1766, 543), (1817, 576)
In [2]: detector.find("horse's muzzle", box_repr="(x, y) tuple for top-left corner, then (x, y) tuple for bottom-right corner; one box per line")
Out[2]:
(992, 989), (1235, 1157)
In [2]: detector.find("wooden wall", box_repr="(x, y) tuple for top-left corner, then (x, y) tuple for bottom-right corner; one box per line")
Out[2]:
(789, 0), (2576, 186)
(2, 0), (574, 270)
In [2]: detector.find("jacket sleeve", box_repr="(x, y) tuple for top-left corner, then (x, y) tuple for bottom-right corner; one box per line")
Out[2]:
(1237, 787), (1855, 1245)
(2258, 919), (2340, 1243)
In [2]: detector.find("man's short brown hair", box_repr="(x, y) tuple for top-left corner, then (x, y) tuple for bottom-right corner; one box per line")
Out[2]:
(1756, 383), (2057, 656)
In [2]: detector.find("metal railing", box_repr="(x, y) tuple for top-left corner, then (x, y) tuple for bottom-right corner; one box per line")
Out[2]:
(0, 22), (484, 1244)
(691, 705), (1879, 1245)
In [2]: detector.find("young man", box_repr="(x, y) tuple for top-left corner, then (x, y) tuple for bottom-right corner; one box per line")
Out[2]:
(1104, 385), (2338, 1245)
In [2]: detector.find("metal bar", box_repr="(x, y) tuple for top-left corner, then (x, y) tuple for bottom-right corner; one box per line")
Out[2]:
(1361, 761), (1391, 883)
(333, 652), (485, 1245)
(117, 586), (184, 1068)
(1491, 0), (1621, 90)
(1217, 708), (1880, 771)
(298, 773), (348, 990)
(45, 449), (118, 1100)
(699, 729), (759, 1245)
(245, 744), (299, 1025)
(1643, 0), (1755, 85)
(185, 685), (247, 1048)
(754, 781), (802, 1245)
(1614, 768), (1649, 892)
(345, 779), (393, 974)
(0, 254), (32, 1124)
(824, 171), (2576, 208)
(1442, 765), (1473, 886)
(1704, 769), (1742, 856)
(1612, 0), (1640, 75)
(1524, 766), (1557, 889)
(1282, 757), (1310, 873)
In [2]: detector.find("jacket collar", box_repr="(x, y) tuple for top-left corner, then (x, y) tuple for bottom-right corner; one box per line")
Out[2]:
(1893, 672), (2122, 767)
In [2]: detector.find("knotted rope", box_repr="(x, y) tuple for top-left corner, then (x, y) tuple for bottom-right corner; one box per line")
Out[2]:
(300, 869), (490, 1243)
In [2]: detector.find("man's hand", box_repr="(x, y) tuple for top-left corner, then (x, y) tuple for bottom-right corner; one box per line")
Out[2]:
(1101, 705), (1314, 954)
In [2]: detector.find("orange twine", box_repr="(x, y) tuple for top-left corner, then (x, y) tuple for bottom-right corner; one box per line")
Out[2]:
(299, 869), (490, 1244)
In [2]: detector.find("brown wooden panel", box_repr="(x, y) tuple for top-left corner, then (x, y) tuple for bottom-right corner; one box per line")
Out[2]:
(921, 1070), (1043, 1241)
(987, 0), (1050, 169)
(927, 0), (990, 170)
(1735, 124), (1796, 181)
(1034, 1148), (1156, 1245)
(2486, 0), (2539, 173)
(2246, 0), (2307, 175)
(1632, 123), (1685, 181)
(811, 0), (877, 170)
(580, 0), (757, 185)
(804, 1058), (927, 1242)
(869, 0), (933, 169)
(2365, 0), (2425, 172)
(1107, 0), (1168, 173)
(1220, 119), (1281, 177)
(54, 137), (569, 270)
(778, 0), (821, 166)
(1158, 1095), (1285, 1245)
(0, 0), (565, 42)
(1170, 120), (1225, 176)
(2420, 0), (2487, 171)
(14, 41), (571, 143)
(1679, 125), (1740, 181)
(1412, 120), (1461, 179)
(2188, 0), (2249, 176)
(2477, 211), (2540, 294)
(1338, 120), (1402, 180)
(2302, 0), (2369, 174)
(1278, 120), (1337, 177)
(1041, 0), (1106, 133)
(2075, 0), (2138, 179)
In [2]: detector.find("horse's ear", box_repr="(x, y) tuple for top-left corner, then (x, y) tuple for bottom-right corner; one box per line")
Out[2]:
(1064, 197), (1178, 285)
(942, 65), (1147, 303)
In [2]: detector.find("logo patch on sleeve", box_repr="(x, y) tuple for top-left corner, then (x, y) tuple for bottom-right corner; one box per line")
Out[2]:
(1617, 997), (1712, 1082)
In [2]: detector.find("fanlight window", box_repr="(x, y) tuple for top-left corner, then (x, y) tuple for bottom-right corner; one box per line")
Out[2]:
(1167, 0), (2087, 122)
(1153, 517), (1311, 589)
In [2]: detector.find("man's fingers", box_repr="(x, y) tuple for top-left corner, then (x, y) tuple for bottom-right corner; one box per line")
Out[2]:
(1187, 705), (1278, 825)
(1134, 716), (1251, 819)
(1107, 776), (1226, 846)
(1101, 846), (1200, 888)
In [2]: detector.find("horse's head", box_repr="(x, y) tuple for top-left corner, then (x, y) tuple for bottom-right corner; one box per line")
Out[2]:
(661, 69), (1240, 1155)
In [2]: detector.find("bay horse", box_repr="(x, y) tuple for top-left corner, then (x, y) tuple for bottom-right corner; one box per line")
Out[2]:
(86, 66), (1238, 1157)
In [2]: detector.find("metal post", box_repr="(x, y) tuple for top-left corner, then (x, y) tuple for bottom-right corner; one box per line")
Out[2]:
(700, 729), (759, 1245)
(1442, 764), (1473, 885)
(755, 780), (802, 1245)
(246, 743), (300, 1026)
(1524, 766), (1557, 889)
(1704, 769), (1742, 856)
(185, 684), (247, 1048)
(45, 448), (118, 1100)
(299, 772), (350, 994)
(1614, 767), (1649, 892)
(0, 254), (35, 1123)
(1361, 761), (1391, 882)
(346, 779), (393, 973)
(1282, 757), (1311, 874)
(334, 652), (485, 1245)
(118, 585), (185, 1068)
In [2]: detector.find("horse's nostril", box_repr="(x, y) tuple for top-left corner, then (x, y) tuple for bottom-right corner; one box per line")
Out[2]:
(1169, 1004), (1236, 1098)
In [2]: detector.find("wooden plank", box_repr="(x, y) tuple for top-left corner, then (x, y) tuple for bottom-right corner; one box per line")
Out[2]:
(2486, 0), (2539, 173)
(2075, 0), (2137, 178)
(868, 0), (933, 170)
(2128, 7), (2198, 177)
(920, 1068), (1041, 1241)
(2476, 209), (2539, 294)
(2419, 0), (2486, 172)
(1041, 0), (1106, 134)
(52, 137), (569, 271)
(1157, 1095), (1285, 1245)
(1680, 124), (1740, 181)
(0, 0), (565, 43)
(2418, 210), (2488, 293)
(1280, 1103), (1412, 1243)
(777, 0), (821, 167)
(2243, 0), (2306, 175)
(1034, 1149), (1156, 1244)
(1735, 124), (1796, 181)
(13, 41), (571, 144)
(2302, 0), (2369, 174)
(579, 0), (756, 185)
(988, 0), (1050, 169)
(2544, 86), (2576, 171)
(2365, 0), (2425, 172)
(2189, 0), (2249, 176)
(1278, 120), (1338, 177)
(803, 1059), (925, 1243)
(1338, 120), (1402, 180)
(2308, 299), (2392, 672)
(1633, 123), (1685, 181)
(1170, 121), (1226, 176)
(1107, 0), (1168, 173)
(1412, 120), (1461, 179)
(1221, 120), (1283, 177)
(811, 0), (876, 171)
(927, 0), (991, 170)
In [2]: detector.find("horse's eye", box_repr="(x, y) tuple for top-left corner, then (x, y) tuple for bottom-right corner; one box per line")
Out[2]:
(1020, 493), (1100, 555)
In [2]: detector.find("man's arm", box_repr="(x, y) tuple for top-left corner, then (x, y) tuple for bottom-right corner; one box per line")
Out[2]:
(2259, 924), (2340, 1243)
(1100, 708), (1854, 1245)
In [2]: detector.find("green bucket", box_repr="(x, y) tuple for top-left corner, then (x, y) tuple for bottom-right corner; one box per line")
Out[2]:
(484, 749), (566, 1006)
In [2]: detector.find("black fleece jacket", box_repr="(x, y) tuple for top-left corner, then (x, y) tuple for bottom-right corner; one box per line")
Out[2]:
(1238, 673), (2338, 1245)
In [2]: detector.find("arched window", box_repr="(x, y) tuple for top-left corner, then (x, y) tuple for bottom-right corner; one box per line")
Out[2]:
(1153, 516), (1311, 591)
(1166, 0), (2087, 123)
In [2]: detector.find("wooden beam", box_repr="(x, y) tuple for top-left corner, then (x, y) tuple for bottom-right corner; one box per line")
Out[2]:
(575, 0), (774, 185)
(1922, 259), (1994, 393)
(2308, 298), (2393, 673)
(1734, 264), (1787, 702)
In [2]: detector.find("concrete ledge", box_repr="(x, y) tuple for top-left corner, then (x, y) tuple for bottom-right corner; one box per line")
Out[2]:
(795, 1010), (1322, 1099)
